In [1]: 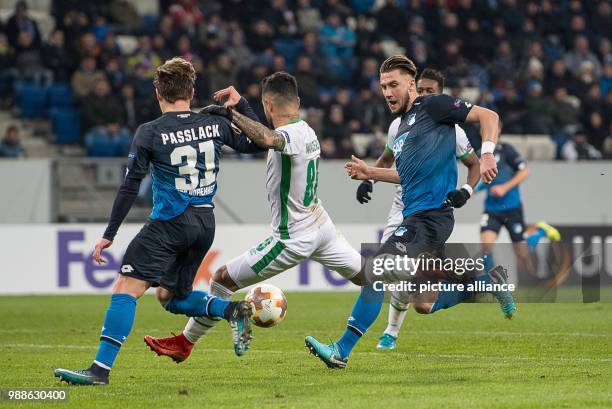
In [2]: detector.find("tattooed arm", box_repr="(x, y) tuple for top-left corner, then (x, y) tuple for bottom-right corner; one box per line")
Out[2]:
(229, 110), (286, 151)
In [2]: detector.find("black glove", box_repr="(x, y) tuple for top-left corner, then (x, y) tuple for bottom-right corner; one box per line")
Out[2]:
(200, 104), (232, 120)
(444, 187), (471, 208)
(356, 180), (373, 204)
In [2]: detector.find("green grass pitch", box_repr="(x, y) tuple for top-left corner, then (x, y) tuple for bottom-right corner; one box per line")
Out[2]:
(0, 294), (611, 409)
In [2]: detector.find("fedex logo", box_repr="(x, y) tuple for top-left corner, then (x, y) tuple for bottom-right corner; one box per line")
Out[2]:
(57, 231), (122, 289)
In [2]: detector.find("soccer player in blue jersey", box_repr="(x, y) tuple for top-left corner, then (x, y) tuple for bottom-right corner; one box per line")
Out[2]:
(305, 55), (514, 369)
(477, 137), (560, 273)
(53, 57), (264, 385)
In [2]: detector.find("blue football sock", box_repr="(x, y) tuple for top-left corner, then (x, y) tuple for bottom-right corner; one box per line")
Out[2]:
(93, 293), (137, 371)
(165, 290), (230, 318)
(483, 252), (495, 272)
(430, 280), (475, 313)
(336, 284), (384, 359)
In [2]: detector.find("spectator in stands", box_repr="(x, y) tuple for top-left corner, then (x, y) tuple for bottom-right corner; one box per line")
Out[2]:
(523, 81), (555, 134)
(208, 53), (237, 94)
(226, 30), (254, 71)
(244, 83), (265, 122)
(319, 13), (356, 59)
(99, 32), (120, 64)
(0, 125), (26, 158)
(323, 104), (353, 157)
(564, 35), (603, 78)
(43, 29), (74, 83)
(81, 78), (124, 130)
(545, 60), (575, 96)
(352, 87), (389, 135)
(0, 33), (16, 107)
(601, 61), (612, 97)
(375, 0), (408, 45)
(5, 1), (41, 52)
(152, 34), (172, 63)
(110, 0), (142, 31)
(552, 87), (581, 133)
(264, 0), (298, 38)
(488, 40), (517, 86)
(585, 111), (609, 153)
(14, 30), (51, 85)
(78, 32), (101, 60)
(126, 36), (161, 78)
(103, 57), (124, 94)
(168, 0), (204, 36)
(248, 19), (275, 54)
(82, 79), (131, 156)
(561, 128), (602, 161)
(296, 0), (323, 34)
(71, 56), (105, 99)
(120, 82), (152, 132)
(293, 55), (319, 108)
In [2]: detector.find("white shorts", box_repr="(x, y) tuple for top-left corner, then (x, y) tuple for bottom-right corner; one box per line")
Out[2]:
(380, 185), (404, 244)
(227, 218), (361, 288)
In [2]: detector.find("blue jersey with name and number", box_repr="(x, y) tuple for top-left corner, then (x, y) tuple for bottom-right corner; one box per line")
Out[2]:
(127, 110), (262, 220)
(390, 94), (473, 217)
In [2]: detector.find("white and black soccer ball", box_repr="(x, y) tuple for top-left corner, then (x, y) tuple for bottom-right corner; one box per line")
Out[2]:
(245, 284), (287, 328)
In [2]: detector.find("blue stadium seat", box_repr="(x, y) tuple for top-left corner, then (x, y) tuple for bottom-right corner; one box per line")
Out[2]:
(50, 108), (81, 144)
(47, 83), (73, 109)
(17, 83), (47, 118)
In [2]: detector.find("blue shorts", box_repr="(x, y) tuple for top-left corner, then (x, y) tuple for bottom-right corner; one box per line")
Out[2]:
(480, 206), (525, 242)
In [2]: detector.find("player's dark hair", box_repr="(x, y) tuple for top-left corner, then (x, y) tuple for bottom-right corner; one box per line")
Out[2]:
(261, 71), (299, 103)
(153, 57), (195, 103)
(379, 55), (417, 78)
(419, 68), (445, 90)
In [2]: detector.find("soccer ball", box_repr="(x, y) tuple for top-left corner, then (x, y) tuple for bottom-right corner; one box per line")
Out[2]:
(245, 284), (287, 327)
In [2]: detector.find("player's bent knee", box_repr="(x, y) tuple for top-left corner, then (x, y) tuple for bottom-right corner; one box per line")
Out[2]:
(155, 287), (174, 306)
(112, 275), (149, 298)
(213, 265), (239, 292)
(349, 271), (365, 286)
(413, 302), (433, 314)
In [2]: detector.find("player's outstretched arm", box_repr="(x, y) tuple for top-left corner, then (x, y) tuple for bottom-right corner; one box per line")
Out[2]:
(346, 155), (400, 184)
(465, 106), (499, 184)
(491, 166), (529, 197)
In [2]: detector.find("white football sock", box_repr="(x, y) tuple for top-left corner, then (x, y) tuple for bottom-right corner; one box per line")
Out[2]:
(384, 302), (409, 338)
(183, 281), (234, 344)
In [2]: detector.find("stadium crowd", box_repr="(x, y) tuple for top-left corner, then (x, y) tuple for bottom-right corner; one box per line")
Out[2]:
(0, 0), (610, 159)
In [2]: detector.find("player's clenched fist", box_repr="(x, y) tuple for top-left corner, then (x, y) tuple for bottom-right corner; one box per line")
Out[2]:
(480, 152), (498, 184)
(345, 155), (370, 180)
(93, 238), (113, 265)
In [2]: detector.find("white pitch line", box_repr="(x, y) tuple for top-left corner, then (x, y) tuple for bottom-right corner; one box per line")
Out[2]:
(1, 344), (611, 363)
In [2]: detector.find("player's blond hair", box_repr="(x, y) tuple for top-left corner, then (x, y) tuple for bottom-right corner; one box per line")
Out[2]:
(153, 57), (196, 103)
(380, 55), (417, 78)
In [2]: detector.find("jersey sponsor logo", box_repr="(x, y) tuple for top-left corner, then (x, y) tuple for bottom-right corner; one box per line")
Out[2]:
(392, 132), (409, 159)
(161, 125), (221, 145)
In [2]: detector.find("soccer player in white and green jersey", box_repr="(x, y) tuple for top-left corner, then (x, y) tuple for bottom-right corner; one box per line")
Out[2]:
(145, 73), (364, 362)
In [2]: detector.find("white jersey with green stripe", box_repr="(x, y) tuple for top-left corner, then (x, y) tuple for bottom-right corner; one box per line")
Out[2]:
(384, 118), (473, 206)
(266, 119), (328, 240)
